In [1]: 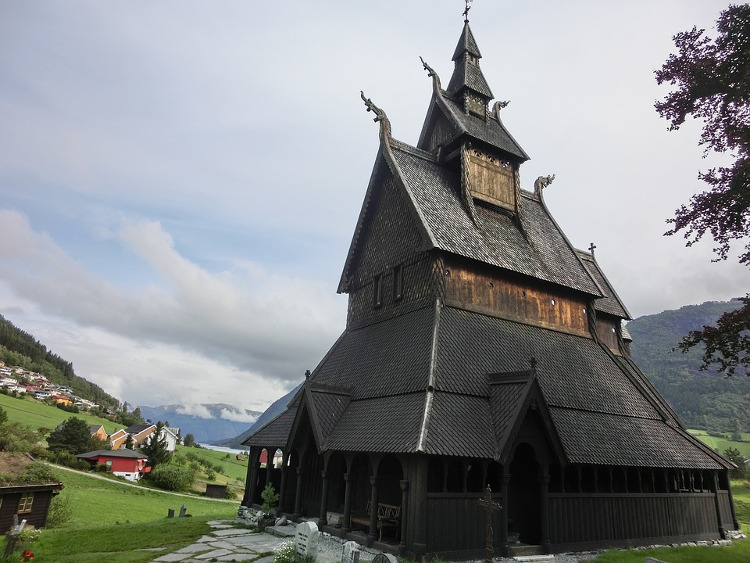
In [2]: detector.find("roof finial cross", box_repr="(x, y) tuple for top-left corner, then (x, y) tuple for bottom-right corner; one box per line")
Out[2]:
(589, 242), (597, 256)
(463, 0), (472, 23)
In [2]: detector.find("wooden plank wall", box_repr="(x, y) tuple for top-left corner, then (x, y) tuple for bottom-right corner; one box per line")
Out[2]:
(548, 493), (719, 545)
(443, 262), (589, 336)
(717, 491), (735, 531)
(426, 493), (502, 552)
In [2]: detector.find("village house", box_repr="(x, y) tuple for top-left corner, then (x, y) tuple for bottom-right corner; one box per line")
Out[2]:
(76, 450), (150, 481)
(89, 425), (108, 442)
(241, 15), (738, 559)
(0, 454), (63, 531)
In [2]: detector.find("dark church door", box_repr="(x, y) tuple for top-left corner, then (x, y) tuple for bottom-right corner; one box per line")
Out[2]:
(508, 443), (541, 545)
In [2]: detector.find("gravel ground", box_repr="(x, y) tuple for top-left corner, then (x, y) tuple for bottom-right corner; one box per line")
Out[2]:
(312, 531), (600, 563)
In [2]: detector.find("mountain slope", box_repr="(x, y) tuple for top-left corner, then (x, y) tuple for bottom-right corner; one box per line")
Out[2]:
(0, 313), (118, 407)
(137, 403), (262, 444)
(217, 382), (302, 448)
(627, 298), (750, 433)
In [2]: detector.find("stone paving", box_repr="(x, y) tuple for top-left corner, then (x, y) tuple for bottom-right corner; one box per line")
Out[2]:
(152, 520), (286, 563)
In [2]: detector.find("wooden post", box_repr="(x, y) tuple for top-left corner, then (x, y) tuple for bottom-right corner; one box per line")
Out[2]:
(500, 471), (510, 552)
(399, 479), (409, 552)
(278, 450), (289, 514)
(478, 485), (501, 563)
(540, 469), (550, 551)
(367, 476), (379, 545)
(319, 469), (329, 525)
(293, 466), (303, 517)
(342, 472), (353, 533)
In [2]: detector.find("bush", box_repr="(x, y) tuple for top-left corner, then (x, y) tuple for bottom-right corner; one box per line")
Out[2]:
(18, 462), (59, 484)
(206, 470), (216, 481)
(46, 494), (72, 528)
(50, 451), (89, 470)
(148, 465), (195, 492)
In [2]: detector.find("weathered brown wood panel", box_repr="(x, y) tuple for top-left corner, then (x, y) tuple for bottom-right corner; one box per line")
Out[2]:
(596, 317), (621, 354)
(442, 262), (589, 336)
(466, 148), (515, 212)
(548, 493), (719, 546)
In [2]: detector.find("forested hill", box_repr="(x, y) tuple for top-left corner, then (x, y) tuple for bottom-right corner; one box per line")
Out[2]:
(0, 314), (118, 408)
(627, 298), (750, 434)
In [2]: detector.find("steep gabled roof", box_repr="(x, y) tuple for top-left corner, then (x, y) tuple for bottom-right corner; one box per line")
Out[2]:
(390, 145), (601, 296)
(242, 404), (298, 448)
(577, 249), (631, 319)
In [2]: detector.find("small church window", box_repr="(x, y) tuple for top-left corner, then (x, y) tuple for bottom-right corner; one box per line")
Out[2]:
(373, 274), (383, 307)
(393, 264), (403, 301)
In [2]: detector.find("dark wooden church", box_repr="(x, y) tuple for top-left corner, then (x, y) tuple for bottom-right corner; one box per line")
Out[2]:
(242, 16), (739, 559)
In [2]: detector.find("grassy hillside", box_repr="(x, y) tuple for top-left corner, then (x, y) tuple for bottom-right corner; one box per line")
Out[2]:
(0, 314), (118, 407)
(627, 299), (750, 433)
(690, 429), (750, 458)
(0, 392), (120, 434)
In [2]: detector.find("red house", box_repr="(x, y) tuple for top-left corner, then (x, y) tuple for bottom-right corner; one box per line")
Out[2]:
(77, 450), (150, 481)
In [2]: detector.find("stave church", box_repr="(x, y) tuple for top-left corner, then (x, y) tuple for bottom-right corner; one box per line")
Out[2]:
(241, 10), (738, 559)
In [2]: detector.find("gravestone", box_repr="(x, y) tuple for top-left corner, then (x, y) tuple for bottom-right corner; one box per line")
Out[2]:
(179, 504), (187, 518)
(167, 508), (175, 518)
(295, 521), (319, 560)
(340, 541), (360, 563)
(372, 554), (397, 563)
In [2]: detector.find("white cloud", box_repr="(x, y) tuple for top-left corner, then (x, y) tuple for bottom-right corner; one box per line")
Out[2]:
(220, 408), (259, 424)
(176, 404), (214, 419)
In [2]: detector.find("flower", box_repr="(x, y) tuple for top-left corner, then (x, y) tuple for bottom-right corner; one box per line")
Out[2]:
(20, 550), (34, 562)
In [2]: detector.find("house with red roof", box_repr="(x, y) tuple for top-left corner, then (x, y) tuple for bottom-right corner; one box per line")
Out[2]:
(77, 450), (150, 481)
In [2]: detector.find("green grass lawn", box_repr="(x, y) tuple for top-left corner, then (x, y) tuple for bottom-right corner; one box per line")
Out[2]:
(27, 517), (217, 563)
(1, 466), (241, 562)
(592, 539), (750, 562)
(54, 467), (238, 526)
(688, 429), (750, 457)
(732, 480), (750, 527)
(0, 393), (120, 434)
(175, 444), (249, 481)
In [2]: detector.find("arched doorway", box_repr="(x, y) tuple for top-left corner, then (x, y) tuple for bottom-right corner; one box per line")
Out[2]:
(508, 443), (541, 545)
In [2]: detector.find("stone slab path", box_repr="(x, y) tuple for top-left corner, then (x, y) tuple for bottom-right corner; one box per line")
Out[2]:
(152, 520), (286, 563)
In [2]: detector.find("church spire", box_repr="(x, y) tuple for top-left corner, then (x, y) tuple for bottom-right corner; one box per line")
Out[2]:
(446, 21), (494, 113)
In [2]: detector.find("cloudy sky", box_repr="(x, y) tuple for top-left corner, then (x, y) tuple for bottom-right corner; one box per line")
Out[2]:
(1, 1), (747, 414)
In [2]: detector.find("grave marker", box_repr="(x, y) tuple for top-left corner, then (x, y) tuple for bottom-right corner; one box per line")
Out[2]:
(477, 485), (501, 563)
(340, 540), (360, 563)
(372, 554), (398, 563)
(295, 521), (319, 560)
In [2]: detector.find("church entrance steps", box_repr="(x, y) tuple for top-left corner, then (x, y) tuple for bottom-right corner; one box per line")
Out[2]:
(511, 554), (554, 562)
(508, 544), (547, 558)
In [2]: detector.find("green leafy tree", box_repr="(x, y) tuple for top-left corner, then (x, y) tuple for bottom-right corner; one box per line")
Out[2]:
(0, 405), (7, 426)
(124, 434), (134, 450)
(182, 433), (196, 448)
(46, 416), (91, 455)
(722, 447), (748, 479)
(140, 422), (170, 469)
(655, 4), (750, 377)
